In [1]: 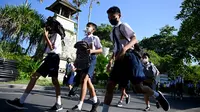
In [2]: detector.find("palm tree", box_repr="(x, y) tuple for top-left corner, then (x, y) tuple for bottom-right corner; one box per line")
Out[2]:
(0, 4), (44, 54)
(72, 0), (88, 41)
(25, 0), (44, 6)
(88, 0), (100, 22)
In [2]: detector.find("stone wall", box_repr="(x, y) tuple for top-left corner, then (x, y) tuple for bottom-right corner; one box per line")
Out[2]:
(54, 14), (77, 70)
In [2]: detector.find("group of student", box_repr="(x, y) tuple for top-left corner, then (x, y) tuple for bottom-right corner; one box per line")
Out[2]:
(5, 6), (170, 112)
(170, 76), (184, 99)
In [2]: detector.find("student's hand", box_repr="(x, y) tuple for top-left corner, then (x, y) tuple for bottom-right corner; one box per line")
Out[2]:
(116, 47), (127, 60)
(88, 49), (93, 54)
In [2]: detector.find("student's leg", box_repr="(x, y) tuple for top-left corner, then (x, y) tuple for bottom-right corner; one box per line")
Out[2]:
(6, 59), (49, 109)
(102, 80), (117, 112)
(52, 77), (61, 105)
(144, 95), (150, 110)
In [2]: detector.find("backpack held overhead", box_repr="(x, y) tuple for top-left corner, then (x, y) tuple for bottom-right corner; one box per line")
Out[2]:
(143, 62), (158, 79)
(74, 41), (91, 70)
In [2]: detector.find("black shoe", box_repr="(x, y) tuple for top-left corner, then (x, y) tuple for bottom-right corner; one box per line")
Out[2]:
(156, 101), (160, 109)
(143, 107), (150, 111)
(126, 94), (131, 104)
(67, 105), (81, 112)
(6, 98), (26, 109)
(48, 103), (63, 111)
(90, 99), (101, 112)
(156, 91), (170, 111)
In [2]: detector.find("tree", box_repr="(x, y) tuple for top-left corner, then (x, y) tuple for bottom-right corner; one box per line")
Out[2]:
(175, 0), (200, 61)
(25, 0), (44, 6)
(72, 0), (88, 41)
(0, 4), (45, 54)
(139, 25), (178, 57)
(88, 0), (100, 22)
(93, 23), (113, 50)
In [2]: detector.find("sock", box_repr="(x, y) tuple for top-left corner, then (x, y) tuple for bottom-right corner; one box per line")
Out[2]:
(92, 96), (98, 103)
(102, 104), (109, 112)
(125, 94), (128, 98)
(119, 100), (122, 103)
(147, 104), (150, 108)
(20, 93), (29, 104)
(153, 91), (159, 98)
(56, 95), (62, 105)
(77, 101), (83, 110)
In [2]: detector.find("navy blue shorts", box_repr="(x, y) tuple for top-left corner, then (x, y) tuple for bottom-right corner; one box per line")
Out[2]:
(110, 50), (146, 86)
(80, 54), (96, 78)
(36, 53), (60, 78)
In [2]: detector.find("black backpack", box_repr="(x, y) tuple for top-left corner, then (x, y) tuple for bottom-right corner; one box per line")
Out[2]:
(74, 41), (91, 70)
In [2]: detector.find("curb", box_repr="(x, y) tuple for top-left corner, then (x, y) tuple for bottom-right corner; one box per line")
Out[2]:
(176, 108), (200, 112)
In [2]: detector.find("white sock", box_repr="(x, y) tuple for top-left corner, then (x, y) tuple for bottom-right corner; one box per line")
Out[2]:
(20, 93), (29, 104)
(92, 96), (98, 103)
(119, 100), (122, 103)
(102, 104), (109, 112)
(125, 94), (128, 98)
(56, 95), (62, 105)
(153, 91), (159, 98)
(77, 101), (83, 110)
(147, 104), (150, 108)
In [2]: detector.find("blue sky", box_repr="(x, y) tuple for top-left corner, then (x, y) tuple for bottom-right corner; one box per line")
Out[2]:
(0, 0), (182, 48)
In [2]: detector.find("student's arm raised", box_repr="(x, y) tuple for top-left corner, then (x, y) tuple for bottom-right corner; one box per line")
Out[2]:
(44, 28), (53, 50)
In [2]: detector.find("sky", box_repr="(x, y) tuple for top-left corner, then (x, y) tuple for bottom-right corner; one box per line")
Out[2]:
(0, 0), (182, 48)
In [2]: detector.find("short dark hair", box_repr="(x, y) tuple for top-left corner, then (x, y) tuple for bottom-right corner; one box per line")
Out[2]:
(143, 53), (150, 58)
(87, 22), (97, 31)
(107, 6), (121, 14)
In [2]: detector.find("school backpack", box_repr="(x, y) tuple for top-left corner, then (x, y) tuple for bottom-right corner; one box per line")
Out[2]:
(143, 62), (158, 79)
(74, 41), (91, 70)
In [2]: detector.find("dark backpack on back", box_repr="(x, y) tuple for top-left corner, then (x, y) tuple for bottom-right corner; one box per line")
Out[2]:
(74, 41), (91, 70)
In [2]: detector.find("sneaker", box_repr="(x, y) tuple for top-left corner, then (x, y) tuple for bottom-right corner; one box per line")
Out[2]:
(48, 103), (63, 111)
(143, 107), (150, 111)
(156, 91), (170, 111)
(6, 98), (26, 109)
(156, 101), (160, 109)
(117, 101), (123, 107)
(90, 99), (101, 112)
(126, 94), (131, 104)
(67, 105), (81, 112)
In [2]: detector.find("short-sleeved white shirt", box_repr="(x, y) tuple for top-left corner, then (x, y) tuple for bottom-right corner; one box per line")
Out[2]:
(110, 21), (136, 55)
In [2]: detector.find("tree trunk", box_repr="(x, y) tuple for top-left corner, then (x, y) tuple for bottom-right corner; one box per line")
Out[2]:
(88, 0), (93, 22)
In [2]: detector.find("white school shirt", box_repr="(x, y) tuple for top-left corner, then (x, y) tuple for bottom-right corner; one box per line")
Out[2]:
(82, 34), (102, 50)
(45, 33), (62, 55)
(110, 21), (136, 55)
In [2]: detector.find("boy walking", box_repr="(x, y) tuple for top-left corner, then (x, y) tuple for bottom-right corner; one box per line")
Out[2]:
(142, 53), (160, 111)
(6, 17), (63, 111)
(68, 22), (102, 112)
(102, 6), (170, 112)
